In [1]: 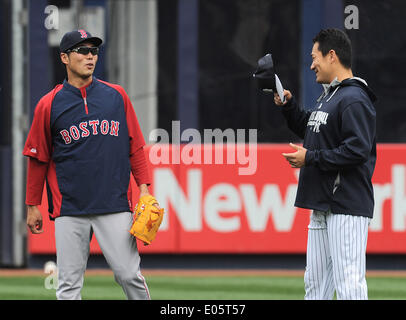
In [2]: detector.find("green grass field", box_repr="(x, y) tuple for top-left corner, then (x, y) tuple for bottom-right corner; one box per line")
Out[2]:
(1, 272), (406, 300)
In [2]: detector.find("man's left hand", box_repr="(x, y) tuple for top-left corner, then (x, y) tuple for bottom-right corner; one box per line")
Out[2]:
(282, 143), (307, 168)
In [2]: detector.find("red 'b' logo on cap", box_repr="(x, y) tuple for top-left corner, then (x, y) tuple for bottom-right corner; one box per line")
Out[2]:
(78, 29), (88, 39)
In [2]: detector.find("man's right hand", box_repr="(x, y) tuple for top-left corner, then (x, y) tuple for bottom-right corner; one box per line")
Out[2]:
(27, 205), (44, 234)
(274, 89), (292, 106)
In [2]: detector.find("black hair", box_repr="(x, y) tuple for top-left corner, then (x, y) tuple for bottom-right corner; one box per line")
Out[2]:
(313, 28), (352, 69)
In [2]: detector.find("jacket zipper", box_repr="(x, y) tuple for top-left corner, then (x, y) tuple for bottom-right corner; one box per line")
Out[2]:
(80, 87), (89, 114)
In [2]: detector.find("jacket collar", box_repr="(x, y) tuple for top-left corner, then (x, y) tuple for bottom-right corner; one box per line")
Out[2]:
(322, 77), (341, 95)
(317, 77), (341, 102)
(63, 76), (97, 95)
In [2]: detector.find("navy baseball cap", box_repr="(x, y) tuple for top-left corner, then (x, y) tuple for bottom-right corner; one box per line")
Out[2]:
(59, 29), (102, 53)
(253, 53), (277, 91)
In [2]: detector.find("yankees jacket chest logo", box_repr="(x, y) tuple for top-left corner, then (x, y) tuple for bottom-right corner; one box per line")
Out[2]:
(307, 104), (329, 133)
(59, 119), (120, 144)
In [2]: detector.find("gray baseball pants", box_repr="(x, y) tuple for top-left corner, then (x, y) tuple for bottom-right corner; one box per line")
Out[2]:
(54, 211), (150, 300)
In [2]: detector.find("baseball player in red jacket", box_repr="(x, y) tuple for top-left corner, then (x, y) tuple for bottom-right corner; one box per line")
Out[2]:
(23, 30), (156, 300)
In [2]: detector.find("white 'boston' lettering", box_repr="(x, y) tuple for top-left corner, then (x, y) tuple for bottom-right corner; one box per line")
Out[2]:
(59, 119), (121, 144)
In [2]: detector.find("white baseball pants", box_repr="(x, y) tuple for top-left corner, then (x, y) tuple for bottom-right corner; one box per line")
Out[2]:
(54, 212), (150, 300)
(304, 210), (370, 300)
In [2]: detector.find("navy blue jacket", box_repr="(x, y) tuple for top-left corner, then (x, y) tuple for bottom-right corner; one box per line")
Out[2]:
(23, 77), (146, 218)
(281, 78), (377, 218)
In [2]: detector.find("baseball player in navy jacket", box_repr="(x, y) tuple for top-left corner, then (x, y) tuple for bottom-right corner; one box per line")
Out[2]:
(23, 30), (157, 300)
(274, 29), (377, 300)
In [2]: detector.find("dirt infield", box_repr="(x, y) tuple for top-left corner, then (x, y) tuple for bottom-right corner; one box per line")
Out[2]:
(1, 268), (406, 277)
